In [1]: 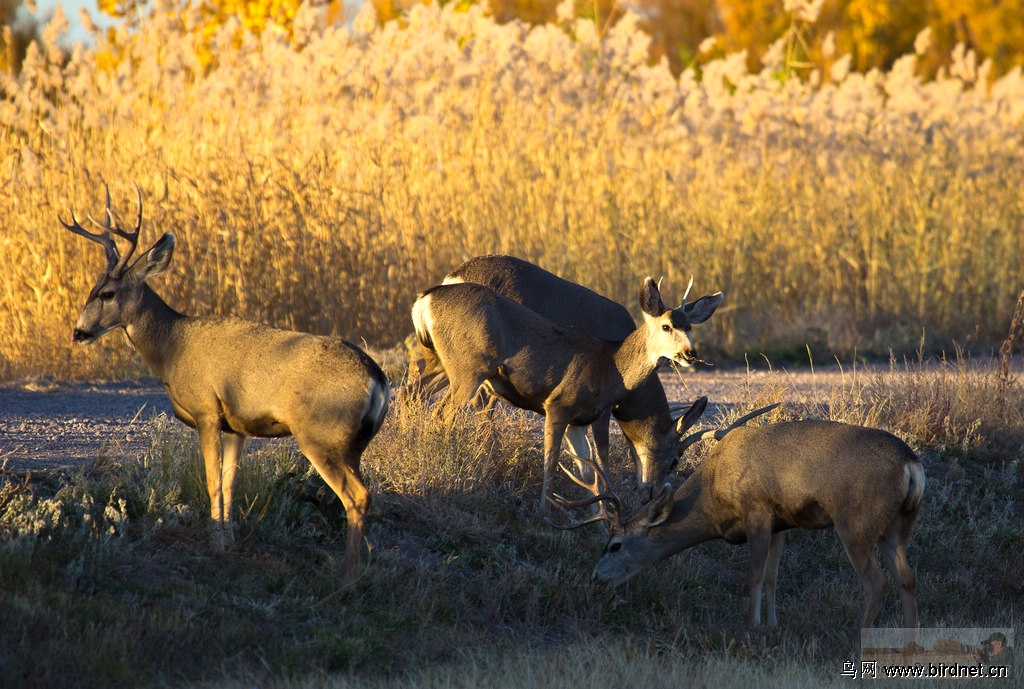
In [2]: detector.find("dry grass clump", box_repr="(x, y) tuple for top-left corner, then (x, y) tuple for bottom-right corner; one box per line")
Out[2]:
(2, 4), (1024, 382)
(366, 393), (541, 498)
(690, 338), (1024, 469)
(860, 353), (1024, 463)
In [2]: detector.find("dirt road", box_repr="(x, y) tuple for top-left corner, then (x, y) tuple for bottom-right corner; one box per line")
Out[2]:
(0, 362), (875, 473)
(0, 378), (173, 472)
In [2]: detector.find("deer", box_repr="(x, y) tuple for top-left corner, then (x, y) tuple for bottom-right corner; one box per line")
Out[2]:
(411, 254), (724, 501)
(410, 275), (720, 515)
(550, 398), (924, 630)
(60, 186), (389, 587)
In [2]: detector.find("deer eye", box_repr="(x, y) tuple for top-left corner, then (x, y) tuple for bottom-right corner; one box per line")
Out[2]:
(607, 541), (622, 554)
(661, 324), (672, 332)
(98, 290), (116, 302)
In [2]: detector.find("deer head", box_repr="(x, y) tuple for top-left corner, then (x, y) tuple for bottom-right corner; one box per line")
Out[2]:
(547, 398), (780, 581)
(638, 278), (722, 369)
(60, 185), (175, 344)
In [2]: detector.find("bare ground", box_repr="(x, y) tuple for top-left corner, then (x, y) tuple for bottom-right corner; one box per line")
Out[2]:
(0, 377), (174, 473)
(0, 360), (877, 474)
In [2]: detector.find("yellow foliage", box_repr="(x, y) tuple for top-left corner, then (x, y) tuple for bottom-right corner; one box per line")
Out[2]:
(928, 0), (1024, 75)
(716, 0), (790, 56)
(843, 0), (922, 72)
(185, 0), (304, 66)
(418, 0), (1024, 77)
(94, 0), (307, 70)
(82, 0), (1024, 77)
(97, 0), (134, 18)
(215, 0), (300, 35)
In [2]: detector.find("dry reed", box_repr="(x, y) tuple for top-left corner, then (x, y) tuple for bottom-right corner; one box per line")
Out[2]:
(1, 5), (1023, 382)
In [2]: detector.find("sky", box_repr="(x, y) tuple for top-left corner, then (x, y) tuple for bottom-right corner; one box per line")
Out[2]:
(34, 0), (117, 44)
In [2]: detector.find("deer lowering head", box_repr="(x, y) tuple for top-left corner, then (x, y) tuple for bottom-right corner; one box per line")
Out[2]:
(551, 404), (924, 630)
(413, 254), (724, 500)
(62, 186), (390, 587)
(411, 277), (720, 515)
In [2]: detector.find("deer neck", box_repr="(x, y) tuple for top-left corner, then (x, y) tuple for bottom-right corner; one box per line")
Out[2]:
(610, 325), (660, 392)
(653, 479), (720, 557)
(123, 285), (187, 379)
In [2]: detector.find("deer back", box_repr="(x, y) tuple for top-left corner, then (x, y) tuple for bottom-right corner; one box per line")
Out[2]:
(158, 316), (389, 438)
(441, 255), (723, 492)
(445, 254), (636, 341)
(592, 420), (924, 584)
(412, 282), (609, 413)
(698, 421), (923, 534)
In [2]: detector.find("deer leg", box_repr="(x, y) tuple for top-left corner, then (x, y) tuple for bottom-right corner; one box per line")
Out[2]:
(197, 420), (231, 549)
(220, 431), (244, 536)
(764, 531), (786, 627)
(563, 413), (612, 484)
(297, 436), (371, 588)
(838, 527), (888, 628)
(438, 369), (489, 418)
(335, 458), (371, 589)
(407, 349), (450, 399)
(745, 523), (774, 626)
(879, 532), (918, 629)
(563, 425), (593, 481)
(540, 417), (570, 516)
(469, 380), (499, 412)
(625, 442), (644, 493)
(579, 413), (612, 504)
(590, 412), (612, 474)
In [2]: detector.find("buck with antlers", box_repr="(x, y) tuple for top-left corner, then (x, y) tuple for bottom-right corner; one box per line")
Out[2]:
(61, 186), (389, 586)
(551, 399), (924, 629)
(412, 254), (724, 501)
(411, 274), (721, 514)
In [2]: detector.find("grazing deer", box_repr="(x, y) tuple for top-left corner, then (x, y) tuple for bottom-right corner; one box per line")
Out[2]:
(413, 254), (723, 500)
(411, 276), (719, 514)
(550, 402), (924, 629)
(61, 186), (389, 586)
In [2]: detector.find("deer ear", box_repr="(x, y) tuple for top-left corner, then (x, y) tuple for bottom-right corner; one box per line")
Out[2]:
(639, 277), (667, 317)
(674, 396), (708, 437)
(643, 482), (675, 528)
(684, 292), (724, 324)
(131, 233), (175, 281)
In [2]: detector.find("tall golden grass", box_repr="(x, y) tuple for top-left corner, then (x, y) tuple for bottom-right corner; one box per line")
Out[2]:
(1, 4), (1023, 382)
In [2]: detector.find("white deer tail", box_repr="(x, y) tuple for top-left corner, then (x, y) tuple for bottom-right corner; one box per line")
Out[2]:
(901, 461), (926, 513)
(411, 293), (436, 350)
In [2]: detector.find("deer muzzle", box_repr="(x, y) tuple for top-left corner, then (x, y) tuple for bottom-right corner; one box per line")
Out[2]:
(72, 328), (96, 344)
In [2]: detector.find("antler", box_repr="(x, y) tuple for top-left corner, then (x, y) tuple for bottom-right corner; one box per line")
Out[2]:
(545, 454), (624, 532)
(59, 184), (143, 277)
(678, 402), (781, 454)
(94, 183), (143, 276)
(672, 395), (709, 426)
(679, 275), (694, 306)
(59, 208), (120, 273)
